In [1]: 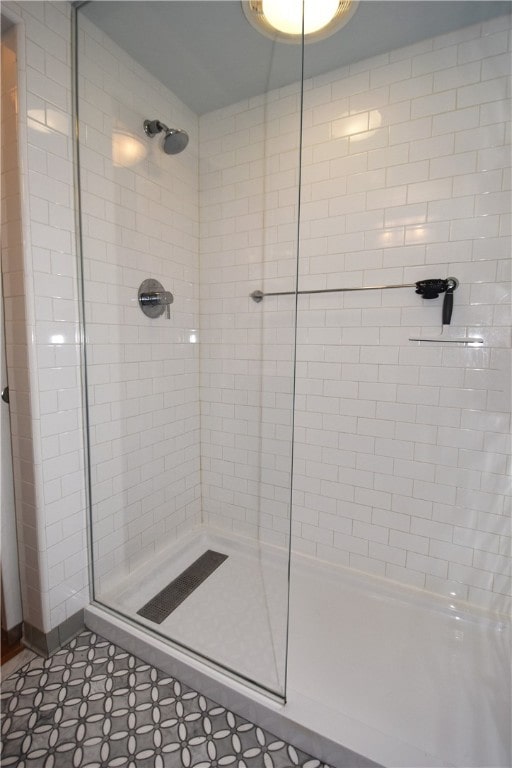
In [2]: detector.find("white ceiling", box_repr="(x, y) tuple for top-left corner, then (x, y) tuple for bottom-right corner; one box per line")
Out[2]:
(81, 1), (510, 115)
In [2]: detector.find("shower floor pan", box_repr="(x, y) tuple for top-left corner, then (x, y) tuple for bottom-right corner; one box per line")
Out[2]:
(86, 529), (511, 768)
(95, 530), (289, 694)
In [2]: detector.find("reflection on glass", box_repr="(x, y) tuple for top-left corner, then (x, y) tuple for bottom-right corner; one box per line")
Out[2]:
(77, 0), (302, 700)
(112, 130), (147, 167)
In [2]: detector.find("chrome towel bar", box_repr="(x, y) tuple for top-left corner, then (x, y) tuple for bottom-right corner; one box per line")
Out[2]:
(251, 277), (483, 344)
(250, 283), (417, 302)
(250, 277), (458, 304)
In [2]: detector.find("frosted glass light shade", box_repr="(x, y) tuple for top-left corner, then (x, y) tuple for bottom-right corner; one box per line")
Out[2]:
(262, 0), (340, 36)
(243, 0), (358, 43)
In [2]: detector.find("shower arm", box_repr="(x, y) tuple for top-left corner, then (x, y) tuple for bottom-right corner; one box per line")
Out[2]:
(143, 119), (169, 137)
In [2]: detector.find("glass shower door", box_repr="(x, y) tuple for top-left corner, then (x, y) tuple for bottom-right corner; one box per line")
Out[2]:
(76, 0), (303, 698)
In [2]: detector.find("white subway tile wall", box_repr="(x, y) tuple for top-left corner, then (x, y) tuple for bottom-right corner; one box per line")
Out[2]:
(200, 14), (511, 614)
(78, 16), (201, 594)
(297, 15), (512, 613)
(1, 22), (39, 627)
(3, 1), (88, 632)
(198, 83), (301, 546)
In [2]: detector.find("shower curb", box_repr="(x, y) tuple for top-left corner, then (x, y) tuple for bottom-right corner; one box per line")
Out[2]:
(85, 603), (379, 768)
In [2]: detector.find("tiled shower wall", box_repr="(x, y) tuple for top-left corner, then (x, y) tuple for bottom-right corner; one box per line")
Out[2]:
(2, 1), (88, 632)
(200, 15), (511, 614)
(78, 16), (201, 593)
(2, 21), (29, 631)
(199, 83), (301, 545)
(294, 14), (511, 613)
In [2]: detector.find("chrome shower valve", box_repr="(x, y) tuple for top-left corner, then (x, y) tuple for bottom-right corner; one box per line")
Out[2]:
(138, 279), (174, 319)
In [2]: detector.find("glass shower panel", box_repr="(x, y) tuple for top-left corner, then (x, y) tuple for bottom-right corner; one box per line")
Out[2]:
(76, 0), (303, 698)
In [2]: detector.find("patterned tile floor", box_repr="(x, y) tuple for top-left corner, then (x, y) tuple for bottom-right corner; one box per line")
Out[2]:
(1, 630), (332, 768)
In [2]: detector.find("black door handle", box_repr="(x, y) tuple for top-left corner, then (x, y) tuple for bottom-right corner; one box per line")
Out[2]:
(2, 386), (9, 404)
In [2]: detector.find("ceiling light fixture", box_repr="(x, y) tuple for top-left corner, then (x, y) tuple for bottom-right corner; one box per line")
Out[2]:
(242, 0), (358, 43)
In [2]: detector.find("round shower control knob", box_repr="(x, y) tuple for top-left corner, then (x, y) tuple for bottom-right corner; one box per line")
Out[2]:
(138, 278), (173, 319)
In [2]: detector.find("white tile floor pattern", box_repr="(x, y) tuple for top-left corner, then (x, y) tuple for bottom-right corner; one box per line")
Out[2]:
(0, 630), (332, 768)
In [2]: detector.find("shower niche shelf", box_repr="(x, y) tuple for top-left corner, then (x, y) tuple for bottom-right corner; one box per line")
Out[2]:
(409, 335), (484, 344)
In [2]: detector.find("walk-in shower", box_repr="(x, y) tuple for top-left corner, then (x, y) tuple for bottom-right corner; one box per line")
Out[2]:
(76, 2), (511, 765)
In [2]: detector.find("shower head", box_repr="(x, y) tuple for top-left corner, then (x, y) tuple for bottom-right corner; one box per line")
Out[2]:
(143, 119), (189, 155)
(163, 128), (189, 155)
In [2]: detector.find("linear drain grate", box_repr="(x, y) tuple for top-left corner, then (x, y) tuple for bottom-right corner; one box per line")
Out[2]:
(137, 550), (228, 624)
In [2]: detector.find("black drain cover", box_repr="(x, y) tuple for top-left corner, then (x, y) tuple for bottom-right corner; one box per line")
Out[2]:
(137, 550), (228, 624)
